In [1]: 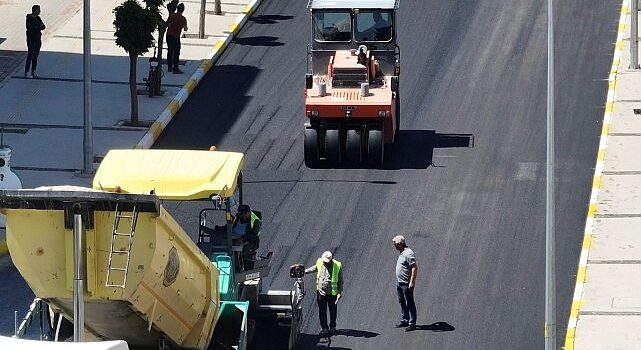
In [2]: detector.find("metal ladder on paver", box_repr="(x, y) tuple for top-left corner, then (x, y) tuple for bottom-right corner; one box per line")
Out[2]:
(105, 203), (139, 288)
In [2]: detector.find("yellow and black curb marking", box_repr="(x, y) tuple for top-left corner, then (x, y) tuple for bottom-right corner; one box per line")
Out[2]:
(135, 0), (263, 149)
(563, 0), (628, 348)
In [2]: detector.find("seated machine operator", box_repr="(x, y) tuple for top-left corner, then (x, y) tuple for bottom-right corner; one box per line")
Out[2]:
(357, 12), (391, 42)
(211, 204), (262, 270)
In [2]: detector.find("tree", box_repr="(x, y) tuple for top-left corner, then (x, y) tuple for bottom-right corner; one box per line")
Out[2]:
(113, 0), (159, 125)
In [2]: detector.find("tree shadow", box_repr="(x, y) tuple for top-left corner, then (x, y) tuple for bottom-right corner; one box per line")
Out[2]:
(250, 15), (295, 24)
(417, 321), (456, 332)
(383, 130), (474, 170)
(232, 36), (284, 47)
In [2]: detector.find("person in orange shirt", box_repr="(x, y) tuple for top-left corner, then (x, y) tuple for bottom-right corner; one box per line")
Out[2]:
(166, 3), (187, 74)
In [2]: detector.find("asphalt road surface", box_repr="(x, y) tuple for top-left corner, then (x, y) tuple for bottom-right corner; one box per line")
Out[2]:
(0, 0), (621, 349)
(154, 0), (622, 348)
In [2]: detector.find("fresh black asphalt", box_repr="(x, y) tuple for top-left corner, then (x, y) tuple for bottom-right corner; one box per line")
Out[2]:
(154, 0), (621, 348)
(0, 0), (621, 349)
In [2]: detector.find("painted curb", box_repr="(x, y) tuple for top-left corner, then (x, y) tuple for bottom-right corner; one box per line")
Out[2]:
(562, 0), (628, 348)
(135, 0), (263, 149)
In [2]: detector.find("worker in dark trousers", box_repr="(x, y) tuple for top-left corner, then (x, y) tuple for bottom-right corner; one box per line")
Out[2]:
(305, 251), (343, 337)
(25, 4), (45, 78)
(165, 3), (187, 74)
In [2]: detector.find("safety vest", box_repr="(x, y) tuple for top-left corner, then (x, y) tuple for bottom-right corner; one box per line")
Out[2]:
(233, 211), (261, 236)
(315, 258), (342, 296)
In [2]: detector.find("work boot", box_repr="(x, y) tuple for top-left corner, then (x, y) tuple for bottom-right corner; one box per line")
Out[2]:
(173, 68), (184, 74)
(395, 322), (408, 328)
(405, 324), (416, 332)
(319, 328), (329, 337)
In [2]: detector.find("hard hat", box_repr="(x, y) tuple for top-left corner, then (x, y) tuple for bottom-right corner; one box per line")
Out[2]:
(321, 251), (333, 263)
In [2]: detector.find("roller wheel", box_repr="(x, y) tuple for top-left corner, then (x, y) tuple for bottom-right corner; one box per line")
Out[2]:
(325, 129), (341, 163)
(395, 97), (401, 136)
(304, 128), (319, 167)
(367, 129), (384, 167)
(345, 129), (362, 163)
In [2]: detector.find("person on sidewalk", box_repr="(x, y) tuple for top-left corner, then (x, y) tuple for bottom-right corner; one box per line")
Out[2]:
(305, 251), (343, 337)
(166, 3), (187, 74)
(167, 0), (179, 14)
(25, 4), (45, 78)
(392, 235), (418, 332)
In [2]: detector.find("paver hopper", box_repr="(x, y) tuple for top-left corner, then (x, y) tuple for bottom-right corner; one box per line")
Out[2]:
(0, 149), (304, 349)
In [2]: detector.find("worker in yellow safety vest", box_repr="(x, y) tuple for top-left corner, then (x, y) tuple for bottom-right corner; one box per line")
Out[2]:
(231, 204), (261, 270)
(305, 251), (343, 337)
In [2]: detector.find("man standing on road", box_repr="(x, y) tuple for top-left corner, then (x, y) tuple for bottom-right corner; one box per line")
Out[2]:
(166, 3), (187, 74)
(25, 4), (45, 78)
(393, 235), (418, 331)
(305, 251), (343, 337)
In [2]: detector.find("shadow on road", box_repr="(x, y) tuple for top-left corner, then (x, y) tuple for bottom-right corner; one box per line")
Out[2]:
(297, 328), (378, 349)
(250, 15), (295, 24)
(232, 36), (284, 47)
(417, 321), (456, 332)
(153, 64), (260, 149)
(384, 130), (474, 170)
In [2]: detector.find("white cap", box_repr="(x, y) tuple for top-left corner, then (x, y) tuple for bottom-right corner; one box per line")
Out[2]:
(392, 235), (405, 244)
(321, 251), (333, 263)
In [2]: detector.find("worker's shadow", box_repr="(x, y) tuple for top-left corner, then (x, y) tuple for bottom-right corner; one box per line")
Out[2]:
(298, 329), (378, 349)
(383, 130), (474, 170)
(416, 321), (456, 332)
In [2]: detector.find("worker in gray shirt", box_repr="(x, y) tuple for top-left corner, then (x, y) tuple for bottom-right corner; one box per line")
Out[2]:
(305, 251), (343, 337)
(392, 235), (418, 331)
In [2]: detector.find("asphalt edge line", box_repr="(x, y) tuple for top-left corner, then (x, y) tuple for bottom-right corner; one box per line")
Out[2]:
(562, 0), (628, 348)
(134, 0), (262, 149)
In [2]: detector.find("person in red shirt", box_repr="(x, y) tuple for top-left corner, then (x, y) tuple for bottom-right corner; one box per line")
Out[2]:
(166, 3), (187, 74)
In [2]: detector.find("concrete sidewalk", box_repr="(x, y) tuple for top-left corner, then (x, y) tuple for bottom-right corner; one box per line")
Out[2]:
(0, 0), (262, 253)
(565, 1), (641, 349)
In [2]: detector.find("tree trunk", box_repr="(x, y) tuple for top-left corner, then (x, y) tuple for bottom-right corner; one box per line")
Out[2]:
(129, 53), (139, 125)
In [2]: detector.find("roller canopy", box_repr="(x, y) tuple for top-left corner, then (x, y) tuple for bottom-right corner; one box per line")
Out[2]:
(93, 149), (244, 200)
(308, 0), (398, 10)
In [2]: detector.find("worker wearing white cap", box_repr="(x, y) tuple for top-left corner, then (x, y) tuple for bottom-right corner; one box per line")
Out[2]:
(305, 251), (343, 337)
(392, 235), (418, 331)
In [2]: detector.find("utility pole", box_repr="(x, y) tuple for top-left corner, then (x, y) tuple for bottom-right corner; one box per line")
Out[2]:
(545, 0), (556, 349)
(631, 0), (639, 69)
(214, 0), (221, 16)
(82, 0), (93, 175)
(73, 212), (85, 341)
(199, 0), (206, 39)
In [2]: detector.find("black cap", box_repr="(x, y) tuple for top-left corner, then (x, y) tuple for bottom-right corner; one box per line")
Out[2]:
(238, 204), (251, 213)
